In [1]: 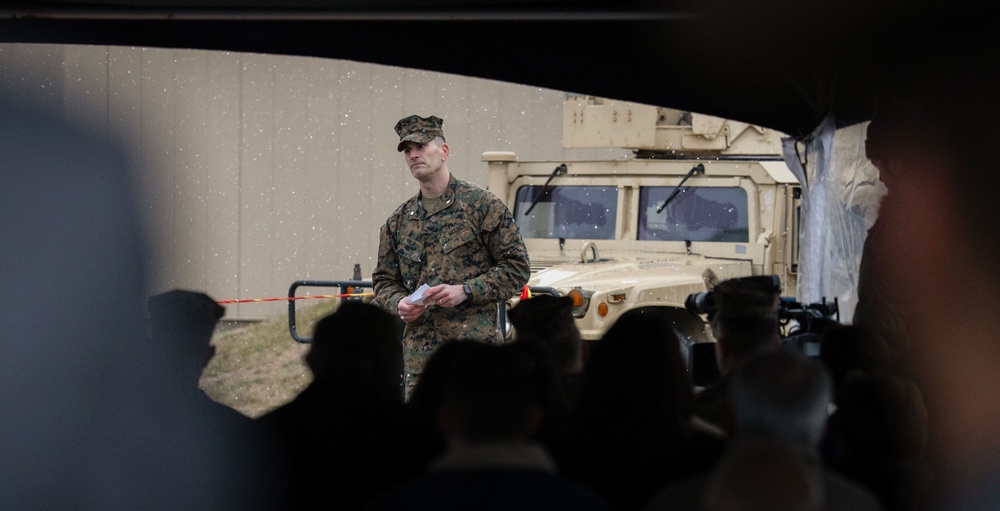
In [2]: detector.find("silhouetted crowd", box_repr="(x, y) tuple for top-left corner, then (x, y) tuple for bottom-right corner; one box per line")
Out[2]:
(145, 284), (933, 511)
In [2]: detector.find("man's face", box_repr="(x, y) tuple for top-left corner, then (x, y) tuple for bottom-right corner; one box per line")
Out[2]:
(401, 139), (448, 182)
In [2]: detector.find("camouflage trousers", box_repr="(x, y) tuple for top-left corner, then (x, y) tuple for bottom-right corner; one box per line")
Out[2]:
(403, 346), (432, 401)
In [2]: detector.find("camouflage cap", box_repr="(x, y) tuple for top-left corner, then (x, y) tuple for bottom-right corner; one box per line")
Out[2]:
(394, 114), (445, 152)
(712, 276), (781, 321)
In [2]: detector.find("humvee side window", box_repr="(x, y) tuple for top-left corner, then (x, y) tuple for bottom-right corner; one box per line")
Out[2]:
(638, 186), (749, 242)
(513, 185), (617, 239)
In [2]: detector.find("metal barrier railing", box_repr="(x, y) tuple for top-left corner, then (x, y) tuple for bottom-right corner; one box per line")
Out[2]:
(287, 279), (373, 343)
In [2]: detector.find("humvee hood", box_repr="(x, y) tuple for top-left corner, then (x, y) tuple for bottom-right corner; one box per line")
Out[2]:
(527, 250), (751, 295)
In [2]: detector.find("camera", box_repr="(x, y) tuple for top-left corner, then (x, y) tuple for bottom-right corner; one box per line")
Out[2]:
(776, 297), (840, 356)
(778, 297), (840, 334)
(685, 275), (840, 386)
(685, 275), (840, 354)
(684, 275), (781, 320)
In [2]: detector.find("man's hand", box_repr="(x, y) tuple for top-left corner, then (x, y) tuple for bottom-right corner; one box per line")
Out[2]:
(397, 297), (427, 323)
(422, 284), (468, 309)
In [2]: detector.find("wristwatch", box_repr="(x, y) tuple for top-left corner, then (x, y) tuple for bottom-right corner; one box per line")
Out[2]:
(462, 284), (472, 298)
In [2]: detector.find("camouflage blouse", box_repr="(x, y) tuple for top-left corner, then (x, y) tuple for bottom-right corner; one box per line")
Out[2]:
(373, 176), (530, 352)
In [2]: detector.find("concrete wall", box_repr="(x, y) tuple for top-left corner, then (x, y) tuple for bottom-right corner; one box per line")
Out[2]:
(0, 43), (627, 320)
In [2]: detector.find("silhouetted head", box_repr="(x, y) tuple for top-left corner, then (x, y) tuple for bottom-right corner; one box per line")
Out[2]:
(509, 294), (583, 373)
(149, 290), (225, 339)
(434, 341), (545, 443)
(710, 277), (781, 372)
(732, 350), (832, 446)
(818, 324), (889, 402)
(306, 302), (403, 399)
(147, 289), (225, 383)
(576, 308), (693, 437)
(0, 86), (267, 508)
(836, 375), (928, 457)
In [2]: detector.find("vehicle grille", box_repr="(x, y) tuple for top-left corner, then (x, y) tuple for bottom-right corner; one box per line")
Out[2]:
(530, 263), (554, 274)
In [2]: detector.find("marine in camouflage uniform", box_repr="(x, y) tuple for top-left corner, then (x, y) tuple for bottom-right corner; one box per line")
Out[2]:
(373, 114), (530, 388)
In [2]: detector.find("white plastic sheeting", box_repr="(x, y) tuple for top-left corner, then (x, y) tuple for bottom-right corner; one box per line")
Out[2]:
(782, 117), (885, 324)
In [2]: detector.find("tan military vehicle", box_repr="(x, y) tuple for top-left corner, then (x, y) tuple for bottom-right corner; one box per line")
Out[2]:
(484, 95), (801, 353)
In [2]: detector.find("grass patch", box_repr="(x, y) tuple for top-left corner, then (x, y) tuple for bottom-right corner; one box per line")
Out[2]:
(200, 299), (340, 418)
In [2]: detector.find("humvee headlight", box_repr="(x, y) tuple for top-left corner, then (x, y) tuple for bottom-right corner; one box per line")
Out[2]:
(567, 287), (592, 318)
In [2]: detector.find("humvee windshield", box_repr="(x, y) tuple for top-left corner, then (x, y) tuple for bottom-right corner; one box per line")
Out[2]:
(512, 184), (749, 243)
(638, 186), (749, 242)
(513, 185), (617, 239)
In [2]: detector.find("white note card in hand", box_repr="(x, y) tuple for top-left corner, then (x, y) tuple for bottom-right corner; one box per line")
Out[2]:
(407, 284), (432, 306)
